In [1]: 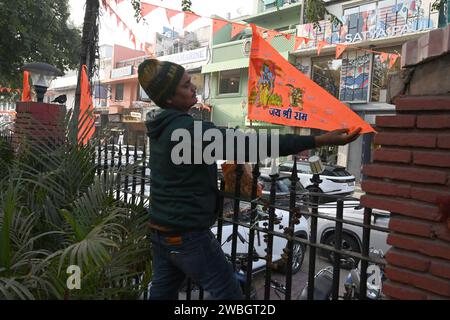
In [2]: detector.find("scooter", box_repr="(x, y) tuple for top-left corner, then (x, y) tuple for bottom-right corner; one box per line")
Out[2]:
(271, 248), (384, 300)
(343, 248), (385, 300)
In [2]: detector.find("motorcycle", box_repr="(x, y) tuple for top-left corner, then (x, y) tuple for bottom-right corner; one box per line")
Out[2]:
(270, 248), (385, 300)
(343, 248), (385, 300)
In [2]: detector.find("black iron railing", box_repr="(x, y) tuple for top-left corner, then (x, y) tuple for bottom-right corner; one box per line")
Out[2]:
(94, 132), (390, 300)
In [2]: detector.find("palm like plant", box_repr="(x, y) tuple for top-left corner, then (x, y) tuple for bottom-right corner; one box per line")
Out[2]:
(0, 110), (152, 299)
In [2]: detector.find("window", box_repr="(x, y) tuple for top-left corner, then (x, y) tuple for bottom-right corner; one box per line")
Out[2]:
(218, 69), (241, 95)
(339, 51), (372, 102)
(371, 46), (401, 102)
(95, 84), (108, 99)
(312, 57), (342, 98)
(138, 85), (150, 101)
(115, 83), (124, 101)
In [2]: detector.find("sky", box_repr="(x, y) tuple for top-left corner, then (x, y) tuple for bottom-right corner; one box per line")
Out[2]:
(69, 0), (254, 49)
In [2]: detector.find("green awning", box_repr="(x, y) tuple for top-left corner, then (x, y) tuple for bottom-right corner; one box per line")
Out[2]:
(201, 52), (290, 74)
(201, 58), (249, 74)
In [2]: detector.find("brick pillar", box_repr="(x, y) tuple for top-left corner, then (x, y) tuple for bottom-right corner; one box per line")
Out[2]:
(361, 26), (450, 300)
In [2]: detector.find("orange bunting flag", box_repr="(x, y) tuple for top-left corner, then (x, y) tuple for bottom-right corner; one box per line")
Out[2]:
(212, 19), (228, 35)
(183, 11), (201, 29)
(335, 44), (346, 59)
(265, 30), (277, 42)
(21, 71), (31, 102)
(389, 53), (399, 69)
(294, 37), (305, 50)
(317, 40), (328, 56)
(115, 14), (121, 27)
(78, 65), (95, 145)
(380, 52), (389, 63)
(283, 33), (292, 40)
(140, 3), (158, 17)
(166, 8), (180, 21)
(247, 24), (374, 134)
(231, 23), (247, 38)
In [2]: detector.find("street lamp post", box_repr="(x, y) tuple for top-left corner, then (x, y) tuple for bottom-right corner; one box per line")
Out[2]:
(13, 63), (65, 152)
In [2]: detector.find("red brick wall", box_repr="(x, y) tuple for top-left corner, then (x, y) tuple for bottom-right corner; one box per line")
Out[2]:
(361, 95), (450, 300)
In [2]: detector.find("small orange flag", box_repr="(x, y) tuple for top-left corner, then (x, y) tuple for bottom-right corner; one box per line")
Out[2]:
(294, 37), (305, 50)
(140, 3), (158, 17)
(389, 53), (399, 69)
(166, 8), (180, 21)
(247, 24), (374, 134)
(380, 52), (389, 63)
(21, 71), (31, 102)
(78, 65), (95, 145)
(335, 44), (347, 59)
(317, 40), (328, 56)
(183, 12), (201, 29)
(212, 19), (228, 35)
(231, 23), (247, 38)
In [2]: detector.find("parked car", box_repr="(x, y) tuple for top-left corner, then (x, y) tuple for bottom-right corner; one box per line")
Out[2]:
(277, 160), (356, 197)
(258, 173), (308, 207)
(315, 200), (391, 269)
(212, 203), (309, 274)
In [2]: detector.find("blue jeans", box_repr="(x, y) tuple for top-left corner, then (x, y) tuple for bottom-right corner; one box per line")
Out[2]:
(149, 229), (243, 300)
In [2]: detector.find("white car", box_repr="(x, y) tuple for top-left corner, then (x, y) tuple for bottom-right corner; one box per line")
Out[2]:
(278, 160), (356, 197)
(315, 200), (391, 268)
(211, 203), (309, 274)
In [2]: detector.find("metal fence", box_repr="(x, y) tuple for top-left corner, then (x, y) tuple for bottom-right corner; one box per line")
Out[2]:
(94, 131), (390, 300)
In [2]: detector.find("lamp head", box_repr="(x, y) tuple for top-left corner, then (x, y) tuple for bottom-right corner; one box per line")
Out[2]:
(23, 62), (64, 102)
(308, 155), (324, 175)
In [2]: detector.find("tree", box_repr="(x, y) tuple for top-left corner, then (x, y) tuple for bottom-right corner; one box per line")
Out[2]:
(0, 0), (81, 87)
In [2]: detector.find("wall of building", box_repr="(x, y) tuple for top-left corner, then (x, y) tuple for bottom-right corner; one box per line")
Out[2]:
(112, 45), (145, 68)
(110, 81), (138, 108)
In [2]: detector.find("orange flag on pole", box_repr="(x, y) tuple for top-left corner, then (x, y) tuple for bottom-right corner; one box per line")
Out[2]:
(78, 65), (95, 145)
(21, 71), (31, 102)
(247, 24), (374, 134)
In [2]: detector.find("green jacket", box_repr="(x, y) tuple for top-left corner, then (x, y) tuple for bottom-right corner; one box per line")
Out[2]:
(146, 108), (315, 231)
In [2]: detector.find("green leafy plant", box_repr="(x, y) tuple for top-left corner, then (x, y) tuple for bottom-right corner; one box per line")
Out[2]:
(305, 0), (343, 30)
(0, 110), (152, 299)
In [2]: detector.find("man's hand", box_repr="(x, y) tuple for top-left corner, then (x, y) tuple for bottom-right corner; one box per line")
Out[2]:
(315, 128), (362, 147)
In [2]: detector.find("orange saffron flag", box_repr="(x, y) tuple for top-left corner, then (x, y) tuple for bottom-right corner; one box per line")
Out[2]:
(78, 65), (95, 145)
(247, 24), (374, 134)
(21, 71), (31, 102)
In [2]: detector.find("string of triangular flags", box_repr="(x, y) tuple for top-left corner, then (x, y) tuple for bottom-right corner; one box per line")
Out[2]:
(102, 0), (400, 69)
(0, 87), (21, 94)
